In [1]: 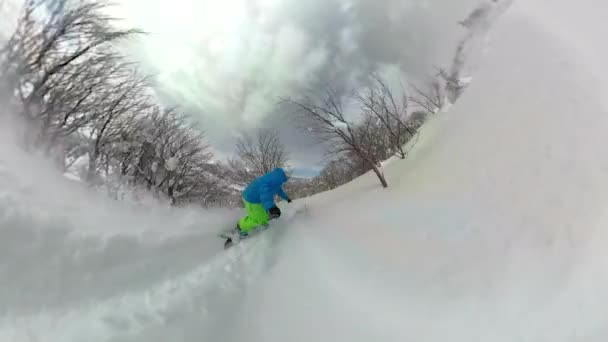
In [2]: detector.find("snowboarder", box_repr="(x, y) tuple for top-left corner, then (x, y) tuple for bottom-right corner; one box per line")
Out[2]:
(227, 168), (292, 246)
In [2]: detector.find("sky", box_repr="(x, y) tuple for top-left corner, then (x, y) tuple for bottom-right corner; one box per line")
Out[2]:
(107, 0), (485, 176)
(2, 0), (484, 177)
(0, 0), (20, 39)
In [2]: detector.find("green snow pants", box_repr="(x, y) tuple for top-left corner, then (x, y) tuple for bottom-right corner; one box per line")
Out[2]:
(238, 198), (269, 233)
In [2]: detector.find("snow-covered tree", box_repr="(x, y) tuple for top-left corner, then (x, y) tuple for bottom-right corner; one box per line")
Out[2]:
(0, 0), (235, 207)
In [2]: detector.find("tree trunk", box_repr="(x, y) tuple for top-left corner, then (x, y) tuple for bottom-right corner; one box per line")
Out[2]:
(370, 162), (388, 188)
(87, 150), (98, 183)
(397, 146), (406, 159)
(167, 185), (176, 206)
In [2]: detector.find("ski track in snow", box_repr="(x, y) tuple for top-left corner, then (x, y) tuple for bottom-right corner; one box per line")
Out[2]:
(3, 0), (608, 341)
(0, 141), (297, 341)
(0, 180), (303, 341)
(0, 143), (307, 341)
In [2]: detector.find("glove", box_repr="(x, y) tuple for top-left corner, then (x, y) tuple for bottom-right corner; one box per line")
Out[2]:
(287, 198), (292, 203)
(268, 206), (281, 219)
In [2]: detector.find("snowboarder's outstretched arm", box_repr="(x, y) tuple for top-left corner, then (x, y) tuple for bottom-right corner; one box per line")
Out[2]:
(277, 186), (290, 202)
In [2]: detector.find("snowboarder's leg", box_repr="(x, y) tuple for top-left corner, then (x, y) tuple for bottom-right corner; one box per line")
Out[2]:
(237, 200), (269, 234)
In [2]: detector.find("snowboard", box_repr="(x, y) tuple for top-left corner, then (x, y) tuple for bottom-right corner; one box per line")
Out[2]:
(219, 204), (309, 249)
(219, 223), (270, 249)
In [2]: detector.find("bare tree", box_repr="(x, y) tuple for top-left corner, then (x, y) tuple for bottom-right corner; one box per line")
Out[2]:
(227, 157), (255, 186)
(121, 107), (216, 205)
(234, 128), (289, 181)
(354, 74), (416, 159)
(408, 78), (445, 114)
(86, 69), (152, 182)
(354, 114), (392, 164)
(317, 158), (356, 190)
(282, 86), (388, 188)
(42, 53), (128, 148)
(2, 0), (142, 145)
(407, 111), (428, 130)
(1, 0), (242, 207)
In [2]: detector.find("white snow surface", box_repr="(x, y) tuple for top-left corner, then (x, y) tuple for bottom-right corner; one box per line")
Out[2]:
(3, 1), (608, 341)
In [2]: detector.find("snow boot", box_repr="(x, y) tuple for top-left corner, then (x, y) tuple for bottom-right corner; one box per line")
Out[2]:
(236, 222), (249, 238)
(224, 223), (249, 249)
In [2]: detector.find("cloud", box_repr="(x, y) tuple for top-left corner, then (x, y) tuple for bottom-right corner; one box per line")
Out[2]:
(0, 0), (22, 40)
(110, 0), (482, 168)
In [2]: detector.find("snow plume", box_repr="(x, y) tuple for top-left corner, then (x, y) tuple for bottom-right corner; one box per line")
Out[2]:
(0, 114), (242, 340)
(442, 0), (513, 104)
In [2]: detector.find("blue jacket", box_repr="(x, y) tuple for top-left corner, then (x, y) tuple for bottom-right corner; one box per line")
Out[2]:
(243, 168), (290, 210)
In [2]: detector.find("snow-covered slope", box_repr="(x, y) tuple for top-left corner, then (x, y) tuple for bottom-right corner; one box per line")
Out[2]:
(229, 2), (608, 341)
(2, 0), (608, 341)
